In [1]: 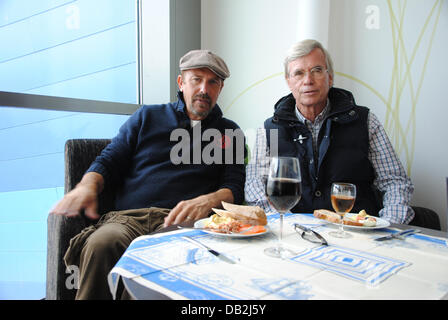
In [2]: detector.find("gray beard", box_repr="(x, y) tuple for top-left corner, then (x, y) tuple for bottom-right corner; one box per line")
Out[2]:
(191, 108), (210, 118)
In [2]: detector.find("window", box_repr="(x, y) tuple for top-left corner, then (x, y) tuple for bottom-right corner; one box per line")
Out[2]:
(0, 0), (139, 299)
(0, 0), (138, 102)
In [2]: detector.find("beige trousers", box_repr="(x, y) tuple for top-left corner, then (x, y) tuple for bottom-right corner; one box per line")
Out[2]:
(64, 207), (170, 300)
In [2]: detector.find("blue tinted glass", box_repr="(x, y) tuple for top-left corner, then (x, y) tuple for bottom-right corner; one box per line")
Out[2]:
(0, 0), (137, 103)
(0, 0), (137, 299)
(0, 106), (131, 299)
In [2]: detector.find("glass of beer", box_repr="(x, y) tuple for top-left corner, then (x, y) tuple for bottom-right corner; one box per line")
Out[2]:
(329, 182), (356, 238)
(264, 156), (302, 258)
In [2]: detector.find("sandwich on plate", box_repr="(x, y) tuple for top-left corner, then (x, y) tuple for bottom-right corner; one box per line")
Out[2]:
(313, 209), (377, 227)
(205, 201), (268, 234)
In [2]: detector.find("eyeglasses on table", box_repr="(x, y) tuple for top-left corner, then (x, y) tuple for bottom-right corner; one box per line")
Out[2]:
(294, 223), (328, 246)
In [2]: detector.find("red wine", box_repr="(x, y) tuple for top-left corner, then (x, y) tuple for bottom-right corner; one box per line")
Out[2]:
(331, 194), (355, 213)
(266, 178), (301, 212)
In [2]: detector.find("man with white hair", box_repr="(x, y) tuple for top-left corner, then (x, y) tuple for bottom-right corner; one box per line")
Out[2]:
(245, 39), (437, 229)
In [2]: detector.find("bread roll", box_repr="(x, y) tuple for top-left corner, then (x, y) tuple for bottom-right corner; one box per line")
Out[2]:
(313, 209), (364, 226)
(211, 202), (267, 226)
(313, 209), (341, 224)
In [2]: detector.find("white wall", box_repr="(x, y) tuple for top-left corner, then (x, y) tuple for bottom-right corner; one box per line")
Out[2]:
(328, 0), (448, 231)
(201, 0), (448, 230)
(140, 0), (200, 104)
(202, 0), (301, 157)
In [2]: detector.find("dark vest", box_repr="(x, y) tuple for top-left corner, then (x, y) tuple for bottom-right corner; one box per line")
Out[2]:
(264, 87), (380, 216)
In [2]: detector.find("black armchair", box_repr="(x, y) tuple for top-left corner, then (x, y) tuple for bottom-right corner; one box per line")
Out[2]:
(46, 139), (114, 300)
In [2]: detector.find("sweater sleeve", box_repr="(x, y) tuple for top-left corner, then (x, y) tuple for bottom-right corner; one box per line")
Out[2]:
(86, 107), (143, 185)
(219, 163), (246, 205)
(216, 123), (246, 205)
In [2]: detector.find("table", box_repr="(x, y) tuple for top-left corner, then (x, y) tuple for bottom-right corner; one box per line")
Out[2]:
(108, 213), (448, 300)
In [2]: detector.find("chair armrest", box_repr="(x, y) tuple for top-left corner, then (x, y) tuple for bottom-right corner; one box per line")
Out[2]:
(46, 139), (113, 300)
(46, 214), (88, 300)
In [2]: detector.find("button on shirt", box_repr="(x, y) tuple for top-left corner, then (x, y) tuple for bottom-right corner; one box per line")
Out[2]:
(245, 105), (415, 224)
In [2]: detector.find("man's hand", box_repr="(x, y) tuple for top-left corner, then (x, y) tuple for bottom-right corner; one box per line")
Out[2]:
(163, 188), (234, 227)
(49, 172), (104, 220)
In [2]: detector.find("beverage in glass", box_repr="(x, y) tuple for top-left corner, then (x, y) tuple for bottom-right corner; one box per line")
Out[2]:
(264, 157), (302, 258)
(329, 182), (356, 238)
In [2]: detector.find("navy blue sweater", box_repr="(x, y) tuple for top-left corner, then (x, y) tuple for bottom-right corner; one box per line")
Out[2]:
(87, 94), (246, 211)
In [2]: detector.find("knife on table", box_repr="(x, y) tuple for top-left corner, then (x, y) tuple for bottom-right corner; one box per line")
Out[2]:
(181, 236), (237, 264)
(374, 229), (421, 241)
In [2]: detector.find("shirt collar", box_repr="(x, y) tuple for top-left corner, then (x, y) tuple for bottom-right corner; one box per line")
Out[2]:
(295, 99), (331, 124)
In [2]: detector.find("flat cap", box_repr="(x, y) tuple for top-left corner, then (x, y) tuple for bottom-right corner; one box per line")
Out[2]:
(179, 49), (230, 80)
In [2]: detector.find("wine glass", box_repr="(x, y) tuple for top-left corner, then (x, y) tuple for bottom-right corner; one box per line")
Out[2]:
(264, 156), (302, 258)
(329, 182), (356, 238)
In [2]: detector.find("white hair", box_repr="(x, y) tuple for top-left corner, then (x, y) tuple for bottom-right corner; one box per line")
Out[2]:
(284, 39), (334, 78)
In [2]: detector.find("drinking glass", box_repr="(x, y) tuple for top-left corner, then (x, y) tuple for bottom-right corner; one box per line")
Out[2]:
(264, 156), (302, 258)
(329, 182), (356, 238)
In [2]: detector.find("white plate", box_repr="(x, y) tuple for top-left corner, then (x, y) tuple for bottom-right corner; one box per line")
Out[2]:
(193, 218), (269, 238)
(324, 213), (390, 230)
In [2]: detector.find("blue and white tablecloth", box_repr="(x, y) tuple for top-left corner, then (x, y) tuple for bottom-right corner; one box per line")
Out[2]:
(108, 213), (448, 300)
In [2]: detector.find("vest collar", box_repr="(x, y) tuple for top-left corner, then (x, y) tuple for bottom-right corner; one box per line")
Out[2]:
(272, 87), (359, 125)
(326, 88), (359, 123)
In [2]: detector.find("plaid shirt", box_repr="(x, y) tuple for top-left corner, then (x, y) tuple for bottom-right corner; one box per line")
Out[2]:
(245, 106), (415, 224)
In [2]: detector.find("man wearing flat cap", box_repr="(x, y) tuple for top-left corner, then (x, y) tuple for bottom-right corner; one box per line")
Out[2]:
(50, 50), (245, 299)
